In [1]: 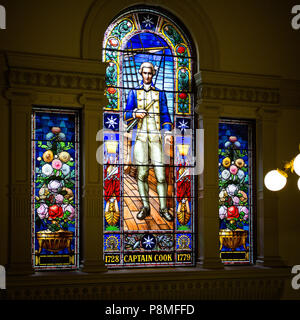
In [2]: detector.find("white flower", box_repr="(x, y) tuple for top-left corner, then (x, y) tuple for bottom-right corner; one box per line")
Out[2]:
(232, 196), (240, 205)
(237, 169), (245, 180)
(219, 189), (228, 201)
(61, 164), (71, 176)
(238, 206), (249, 215)
(62, 204), (75, 220)
(48, 180), (62, 193)
(42, 164), (53, 176)
(234, 141), (241, 148)
(219, 206), (227, 219)
(221, 169), (230, 180)
(226, 184), (238, 196)
(37, 203), (48, 219)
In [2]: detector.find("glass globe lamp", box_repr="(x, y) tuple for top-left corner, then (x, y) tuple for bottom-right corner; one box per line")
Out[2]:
(264, 169), (287, 191)
(293, 153), (300, 176)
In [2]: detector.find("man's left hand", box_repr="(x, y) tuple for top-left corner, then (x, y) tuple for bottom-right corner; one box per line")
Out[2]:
(164, 134), (173, 145)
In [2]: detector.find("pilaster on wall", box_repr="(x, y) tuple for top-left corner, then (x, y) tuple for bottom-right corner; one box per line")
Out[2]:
(196, 103), (224, 269)
(5, 89), (35, 275)
(79, 94), (107, 273)
(256, 107), (286, 267)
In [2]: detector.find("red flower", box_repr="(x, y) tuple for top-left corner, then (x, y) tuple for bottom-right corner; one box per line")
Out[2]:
(179, 92), (187, 100)
(177, 46), (185, 54)
(227, 206), (239, 219)
(107, 87), (116, 95)
(48, 205), (63, 219)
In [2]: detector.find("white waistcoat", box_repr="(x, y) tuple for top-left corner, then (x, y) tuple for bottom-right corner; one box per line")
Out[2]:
(136, 89), (161, 142)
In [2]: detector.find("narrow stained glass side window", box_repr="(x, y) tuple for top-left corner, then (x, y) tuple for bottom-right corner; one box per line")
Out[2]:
(31, 108), (80, 270)
(102, 8), (196, 268)
(218, 119), (255, 264)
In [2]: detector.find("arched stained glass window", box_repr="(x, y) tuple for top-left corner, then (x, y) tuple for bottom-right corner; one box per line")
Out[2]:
(102, 7), (196, 268)
(218, 119), (255, 264)
(31, 109), (80, 270)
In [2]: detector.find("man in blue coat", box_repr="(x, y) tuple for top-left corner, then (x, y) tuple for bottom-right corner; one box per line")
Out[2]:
(124, 62), (173, 222)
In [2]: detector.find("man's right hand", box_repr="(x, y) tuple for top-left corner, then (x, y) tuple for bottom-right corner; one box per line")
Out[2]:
(135, 110), (147, 119)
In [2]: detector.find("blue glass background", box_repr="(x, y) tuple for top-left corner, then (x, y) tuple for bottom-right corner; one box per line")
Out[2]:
(34, 112), (77, 142)
(122, 32), (174, 121)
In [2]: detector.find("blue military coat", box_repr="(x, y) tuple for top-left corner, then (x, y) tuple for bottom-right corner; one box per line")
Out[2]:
(124, 83), (172, 132)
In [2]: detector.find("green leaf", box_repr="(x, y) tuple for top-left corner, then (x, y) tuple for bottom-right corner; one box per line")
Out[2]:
(48, 223), (60, 232)
(61, 222), (68, 230)
(63, 210), (71, 219)
(47, 141), (52, 149)
(106, 225), (119, 231)
(37, 182), (45, 189)
(178, 225), (190, 231)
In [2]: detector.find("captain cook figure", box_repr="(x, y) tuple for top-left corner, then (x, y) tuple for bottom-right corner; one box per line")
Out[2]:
(124, 61), (173, 222)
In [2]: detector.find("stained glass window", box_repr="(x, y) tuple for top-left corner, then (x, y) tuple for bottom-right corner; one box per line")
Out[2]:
(218, 119), (255, 264)
(31, 109), (80, 270)
(102, 7), (195, 268)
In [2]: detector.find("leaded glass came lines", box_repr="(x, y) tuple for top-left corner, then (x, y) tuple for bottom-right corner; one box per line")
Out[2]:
(103, 7), (195, 268)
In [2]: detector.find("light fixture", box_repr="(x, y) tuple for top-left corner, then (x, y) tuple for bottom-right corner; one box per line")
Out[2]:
(264, 144), (300, 191)
(264, 169), (287, 191)
(294, 153), (300, 176)
(298, 177), (300, 191)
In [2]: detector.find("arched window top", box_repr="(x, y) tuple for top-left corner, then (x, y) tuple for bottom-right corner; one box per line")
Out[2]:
(102, 6), (195, 116)
(103, 6), (194, 61)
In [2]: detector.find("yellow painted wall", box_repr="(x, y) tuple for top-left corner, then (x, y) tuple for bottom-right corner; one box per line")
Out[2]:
(0, 0), (300, 299)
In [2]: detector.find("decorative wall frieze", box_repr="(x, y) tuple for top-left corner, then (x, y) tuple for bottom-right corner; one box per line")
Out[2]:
(195, 70), (280, 107)
(8, 68), (105, 93)
(5, 52), (106, 100)
(4, 270), (288, 300)
(197, 83), (280, 106)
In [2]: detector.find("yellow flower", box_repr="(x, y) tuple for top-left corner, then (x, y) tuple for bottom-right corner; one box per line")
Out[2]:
(235, 158), (245, 168)
(42, 150), (54, 163)
(59, 151), (71, 163)
(222, 157), (231, 168)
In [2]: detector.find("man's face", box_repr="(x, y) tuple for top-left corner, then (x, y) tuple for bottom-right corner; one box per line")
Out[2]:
(141, 67), (153, 84)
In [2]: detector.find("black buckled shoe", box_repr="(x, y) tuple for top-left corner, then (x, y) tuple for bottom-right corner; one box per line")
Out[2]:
(137, 207), (150, 220)
(159, 208), (173, 222)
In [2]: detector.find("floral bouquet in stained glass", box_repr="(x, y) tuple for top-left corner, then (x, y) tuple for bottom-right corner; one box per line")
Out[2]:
(218, 134), (250, 252)
(35, 126), (77, 255)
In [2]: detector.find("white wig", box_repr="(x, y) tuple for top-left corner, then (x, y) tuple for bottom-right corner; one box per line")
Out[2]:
(138, 62), (156, 76)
